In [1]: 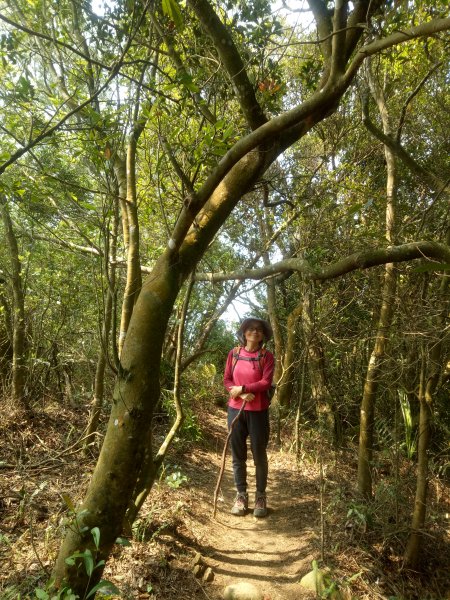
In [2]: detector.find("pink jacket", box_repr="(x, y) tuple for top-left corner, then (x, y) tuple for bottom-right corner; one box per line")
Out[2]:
(223, 347), (274, 411)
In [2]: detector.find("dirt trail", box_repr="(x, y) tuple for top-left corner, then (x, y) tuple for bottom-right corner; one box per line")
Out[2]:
(181, 407), (320, 599)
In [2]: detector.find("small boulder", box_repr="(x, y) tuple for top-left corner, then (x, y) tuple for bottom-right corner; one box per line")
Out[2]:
(223, 581), (263, 600)
(299, 568), (325, 593)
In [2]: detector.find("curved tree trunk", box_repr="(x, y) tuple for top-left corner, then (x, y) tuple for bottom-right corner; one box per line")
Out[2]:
(52, 149), (268, 593)
(0, 196), (28, 411)
(53, 252), (181, 592)
(126, 275), (194, 525)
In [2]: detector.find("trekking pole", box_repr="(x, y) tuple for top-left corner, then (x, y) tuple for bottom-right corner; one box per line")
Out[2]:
(212, 399), (247, 518)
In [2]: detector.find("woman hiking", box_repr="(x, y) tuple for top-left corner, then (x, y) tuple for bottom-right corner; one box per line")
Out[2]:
(223, 317), (274, 517)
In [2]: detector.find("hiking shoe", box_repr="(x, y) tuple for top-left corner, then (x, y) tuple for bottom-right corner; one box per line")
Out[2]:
(253, 493), (267, 518)
(231, 493), (248, 516)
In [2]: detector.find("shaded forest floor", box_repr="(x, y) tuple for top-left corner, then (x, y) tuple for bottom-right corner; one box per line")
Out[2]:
(0, 397), (449, 600)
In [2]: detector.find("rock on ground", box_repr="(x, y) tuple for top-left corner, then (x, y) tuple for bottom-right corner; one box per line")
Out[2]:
(223, 581), (263, 600)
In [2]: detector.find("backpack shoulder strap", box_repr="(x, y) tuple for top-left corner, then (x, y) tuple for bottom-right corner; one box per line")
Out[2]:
(258, 347), (267, 372)
(231, 346), (241, 372)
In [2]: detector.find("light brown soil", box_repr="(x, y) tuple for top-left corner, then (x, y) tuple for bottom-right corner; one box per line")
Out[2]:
(1, 400), (449, 600)
(172, 408), (319, 600)
(101, 406), (320, 600)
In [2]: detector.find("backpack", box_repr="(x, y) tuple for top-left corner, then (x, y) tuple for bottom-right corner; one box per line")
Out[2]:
(231, 346), (276, 402)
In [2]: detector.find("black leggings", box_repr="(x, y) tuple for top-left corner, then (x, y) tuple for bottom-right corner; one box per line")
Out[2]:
(227, 408), (270, 494)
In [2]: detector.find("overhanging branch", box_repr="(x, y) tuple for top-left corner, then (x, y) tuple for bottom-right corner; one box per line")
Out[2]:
(344, 17), (450, 84)
(168, 17), (450, 254)
(195, 241), (450, 283)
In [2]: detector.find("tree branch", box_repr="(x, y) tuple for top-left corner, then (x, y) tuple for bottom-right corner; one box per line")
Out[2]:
(361, 98), (448, 194)
(0, 0), (153, 176)
(148, 11), (216, 124)
(168, 17), (450, 255)
(396, 61), (442, 141)
(195, 241), (450, 283)
(344, 17), (450, 84)
(187, 0), (267, 130)
(159, 135), (195, 195)
(330, 0), (349, 80)
(307, 0), (333, 61)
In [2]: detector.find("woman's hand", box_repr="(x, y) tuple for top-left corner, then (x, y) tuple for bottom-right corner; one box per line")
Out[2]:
(229, 386), (243, 398)
(229, 386), (255, 401)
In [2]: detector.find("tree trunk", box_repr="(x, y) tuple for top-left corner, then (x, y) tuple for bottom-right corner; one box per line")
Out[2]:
(257, 203), (284, 444)
(85, 197), (119, 444)
(295, 352), (307, 459)
(277, 301), (302, 410)
(404, 235), (449, 567)
(126, 276), (194, 525)
(0, 196), (28, 410)
(257, 204), (284, 383)
(53, 253), (180, 592)
(403, 357), (431, 569)
(357, 65), (398, 497)
(116, 137), (143, 357)
(52, 149), (268, 594)
(302, 281), (335, 438)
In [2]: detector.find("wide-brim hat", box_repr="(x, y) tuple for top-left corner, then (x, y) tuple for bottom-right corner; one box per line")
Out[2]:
(237, 316), (273, 345)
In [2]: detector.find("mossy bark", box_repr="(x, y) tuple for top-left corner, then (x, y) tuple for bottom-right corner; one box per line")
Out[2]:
(357, 67), (398, 497)
(302, 282), (336, 439)
(52, 151), (268, 593)
(404, 238), (449, 567)
(1, 197), (28, 410)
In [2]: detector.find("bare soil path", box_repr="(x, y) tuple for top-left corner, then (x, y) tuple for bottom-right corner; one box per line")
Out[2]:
(1, 402), (449, 599)
(170, 406), (320, 600)
(1, 403), (319, 600)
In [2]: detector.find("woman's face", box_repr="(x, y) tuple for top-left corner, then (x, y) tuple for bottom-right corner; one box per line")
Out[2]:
(244, 321), (264, 344)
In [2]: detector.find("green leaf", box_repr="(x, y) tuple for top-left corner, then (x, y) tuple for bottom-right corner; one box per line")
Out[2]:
(86, 580), (120, 599)
(65, 551), (84, 566)
(35, 589), (49, 599)
(178, 71), (199, 93)
(115, 536), (132, 546)
(161, 0), (183, 30)
(83, 549), (94, 576)
(222, 125), (235, 141)
(91, 527), (100, 549)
